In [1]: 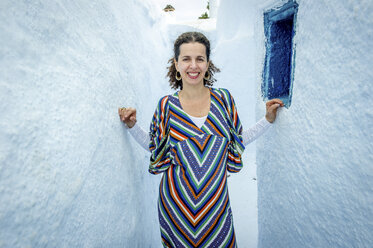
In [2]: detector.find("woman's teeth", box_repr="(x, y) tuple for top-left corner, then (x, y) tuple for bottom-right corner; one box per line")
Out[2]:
(187, 72), (199, 78)
(188, 72), (199, 76)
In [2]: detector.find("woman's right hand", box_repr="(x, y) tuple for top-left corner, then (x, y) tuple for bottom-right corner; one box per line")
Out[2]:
(118, 107), (137, 128)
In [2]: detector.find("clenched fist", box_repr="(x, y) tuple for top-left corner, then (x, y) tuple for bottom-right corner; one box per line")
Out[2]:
(118, 107), (137, 128)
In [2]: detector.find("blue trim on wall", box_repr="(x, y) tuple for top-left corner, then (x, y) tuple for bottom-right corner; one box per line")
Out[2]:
(262, 0), (298, 108)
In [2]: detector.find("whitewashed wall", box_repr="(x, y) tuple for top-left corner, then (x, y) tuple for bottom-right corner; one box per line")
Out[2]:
(0, 1), (169, 247)
(209, 0), (220, 18)
(254, 0), (373, 247)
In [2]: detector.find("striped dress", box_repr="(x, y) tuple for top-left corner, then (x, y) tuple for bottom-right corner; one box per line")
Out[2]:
(149, 88), (245, 248)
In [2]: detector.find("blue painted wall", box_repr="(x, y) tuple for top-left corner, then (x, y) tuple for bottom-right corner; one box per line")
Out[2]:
(262, 1), (298, 108)
(267, 19), (293, 99)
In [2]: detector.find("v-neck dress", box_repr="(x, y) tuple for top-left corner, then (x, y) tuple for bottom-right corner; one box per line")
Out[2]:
(149, 88), (245, 248)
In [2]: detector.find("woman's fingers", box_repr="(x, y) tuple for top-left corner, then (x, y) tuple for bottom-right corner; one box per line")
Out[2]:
(118, 108), (126, 121)
(268, 104), (279, 114)
(266, 99), (284, 114)
(265, 99), (284, 123)
(125, 107), (136, 117)
(266, 98), (284, 107)
(118, 107), (137, 126)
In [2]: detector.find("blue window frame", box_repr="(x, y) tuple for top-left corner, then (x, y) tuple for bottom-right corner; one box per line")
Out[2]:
(262, 0), (298, 108)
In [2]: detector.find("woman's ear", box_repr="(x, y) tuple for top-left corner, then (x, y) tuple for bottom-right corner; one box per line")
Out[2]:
(174, 58), (178, 71)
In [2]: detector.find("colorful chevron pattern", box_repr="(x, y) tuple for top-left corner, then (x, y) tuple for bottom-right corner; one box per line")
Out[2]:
(149, 88), (245, 247)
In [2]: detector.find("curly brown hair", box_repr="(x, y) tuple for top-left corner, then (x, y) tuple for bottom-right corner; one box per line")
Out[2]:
(167, 32), (221, 90)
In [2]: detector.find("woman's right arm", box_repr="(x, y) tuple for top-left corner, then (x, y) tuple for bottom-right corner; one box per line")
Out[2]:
(118, 107), (150, 152)
(127, 123), (150, 152)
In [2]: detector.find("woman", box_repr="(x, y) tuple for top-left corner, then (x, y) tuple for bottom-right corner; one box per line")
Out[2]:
(118, 32), (283, 247)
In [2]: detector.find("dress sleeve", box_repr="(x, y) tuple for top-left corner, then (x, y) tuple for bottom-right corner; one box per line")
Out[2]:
(148, 96), (172, 174)
(220, 89), (245, 173)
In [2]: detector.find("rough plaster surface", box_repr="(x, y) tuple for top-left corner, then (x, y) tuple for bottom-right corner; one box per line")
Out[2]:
(0, 1), (168, 247)
(254, 0), (373, 247)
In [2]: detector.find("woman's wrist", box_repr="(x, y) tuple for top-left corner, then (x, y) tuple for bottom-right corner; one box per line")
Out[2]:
(125, 121), (137, 129)
(125, 122), (136, 129)
(265, 114), (274, 123)
(261, 116), (273, 126)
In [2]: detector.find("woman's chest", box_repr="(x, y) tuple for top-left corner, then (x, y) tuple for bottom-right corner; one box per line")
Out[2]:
(179, 97), (210, 117)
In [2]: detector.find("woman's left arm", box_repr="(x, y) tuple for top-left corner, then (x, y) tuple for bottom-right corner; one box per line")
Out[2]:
(242, 99), (283, 146)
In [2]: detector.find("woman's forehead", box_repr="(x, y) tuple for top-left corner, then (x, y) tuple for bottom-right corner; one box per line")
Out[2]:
(179, 42), (206, 56)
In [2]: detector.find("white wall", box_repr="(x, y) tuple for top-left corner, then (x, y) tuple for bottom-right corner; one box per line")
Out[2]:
(0, 1), (169, 247)
(254, 0), (373, 247)
(209, 0), (220, 18)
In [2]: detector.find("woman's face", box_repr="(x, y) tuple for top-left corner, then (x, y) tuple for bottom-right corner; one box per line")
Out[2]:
(175, 42), (209, 88)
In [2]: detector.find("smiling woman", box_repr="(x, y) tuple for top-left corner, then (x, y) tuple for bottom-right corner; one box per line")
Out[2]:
(118, 32), (283, 247)
(176, 42), (209, 84)
(176, 43), (210, 86)
(166, 32), (220, 91)
(166, 32), (219, 118)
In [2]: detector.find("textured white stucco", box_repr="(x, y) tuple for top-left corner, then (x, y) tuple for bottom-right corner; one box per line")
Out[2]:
(253, 0), (373, 247)
(0, 1), (169, 247)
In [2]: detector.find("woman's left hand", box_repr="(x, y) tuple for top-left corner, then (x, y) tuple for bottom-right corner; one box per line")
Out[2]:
(265, 99), (284, 123)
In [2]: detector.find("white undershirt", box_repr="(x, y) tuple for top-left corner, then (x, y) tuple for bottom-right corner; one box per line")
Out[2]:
(186, 114), (208, 129)
(127, 116), (272, 151)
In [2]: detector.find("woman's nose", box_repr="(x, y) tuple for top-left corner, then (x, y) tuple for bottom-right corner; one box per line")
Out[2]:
(190, 59), (197, 68)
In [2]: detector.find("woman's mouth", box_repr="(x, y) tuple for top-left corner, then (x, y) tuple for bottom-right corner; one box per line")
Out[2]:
(187, 72), (200, 79)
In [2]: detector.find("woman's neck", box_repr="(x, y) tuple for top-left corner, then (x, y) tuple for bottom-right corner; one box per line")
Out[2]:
(179, 84), (209, 100)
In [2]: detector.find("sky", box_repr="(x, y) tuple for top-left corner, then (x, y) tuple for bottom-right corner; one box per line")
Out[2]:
(155, 0), (209, 21)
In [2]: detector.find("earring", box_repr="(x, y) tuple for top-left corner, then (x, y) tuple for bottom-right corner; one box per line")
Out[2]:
(204, 71), (211, 80)
(176, 71), (182, 81)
